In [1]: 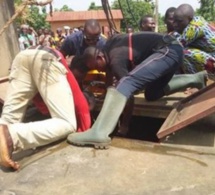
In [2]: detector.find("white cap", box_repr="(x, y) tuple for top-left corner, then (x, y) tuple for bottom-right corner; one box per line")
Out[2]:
(73, 28), (79, 32)
(64, 26), (70, 30)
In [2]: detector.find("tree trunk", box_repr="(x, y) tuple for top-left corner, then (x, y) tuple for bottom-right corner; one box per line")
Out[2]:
(0, 0), (19, 77)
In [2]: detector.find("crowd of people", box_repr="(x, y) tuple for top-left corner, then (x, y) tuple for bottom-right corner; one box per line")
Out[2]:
(0, 3), (215, 170)
(17, 25), (83, 50)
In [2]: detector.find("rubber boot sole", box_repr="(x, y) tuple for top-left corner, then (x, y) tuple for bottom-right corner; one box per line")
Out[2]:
(68, 139), (111, 149)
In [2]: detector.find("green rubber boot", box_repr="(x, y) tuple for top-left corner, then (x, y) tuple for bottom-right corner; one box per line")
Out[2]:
(67, 87), (127, 149)
(164, 71), (207, 95)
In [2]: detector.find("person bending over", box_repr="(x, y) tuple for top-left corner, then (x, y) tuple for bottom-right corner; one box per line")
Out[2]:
(0, 46), (91, 170)
(67, 32), (206, 148)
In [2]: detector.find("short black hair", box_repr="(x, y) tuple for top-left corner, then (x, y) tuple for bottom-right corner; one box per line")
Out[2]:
(83, 46), (100, 59)
(84, 19), (101, 31)
(139, 15), (154, 28)
(164, 7), (176, 20)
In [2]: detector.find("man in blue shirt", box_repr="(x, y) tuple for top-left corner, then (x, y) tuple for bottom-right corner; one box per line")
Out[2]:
(60, 19), (106, 85)
(60, 19), (106, 57)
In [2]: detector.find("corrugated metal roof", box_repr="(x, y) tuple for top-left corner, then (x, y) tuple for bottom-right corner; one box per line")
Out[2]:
(46, 10), (123, 22)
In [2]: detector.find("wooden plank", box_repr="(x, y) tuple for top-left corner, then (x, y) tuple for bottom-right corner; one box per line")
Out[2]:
(95, 92), (188, 118)
(157, 82), (215, 139)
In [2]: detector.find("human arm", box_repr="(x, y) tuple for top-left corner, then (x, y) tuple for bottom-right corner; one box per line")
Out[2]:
(60, 36), (76, 58)
(30, 27), (38, 37)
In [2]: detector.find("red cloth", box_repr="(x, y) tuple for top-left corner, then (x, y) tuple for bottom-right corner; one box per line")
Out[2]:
(33, 49), (91, 132)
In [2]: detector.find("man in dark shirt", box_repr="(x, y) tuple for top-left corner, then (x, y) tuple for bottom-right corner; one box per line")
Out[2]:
(67, 32), (206, 148)
(164, 7), (176, 34)
(60, 19), (106, 85)
(60, 19), (106, 57)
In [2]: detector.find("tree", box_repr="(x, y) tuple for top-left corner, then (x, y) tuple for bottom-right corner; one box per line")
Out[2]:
(14, 0), (50, 30)
(111, 0), (154, 31)
(28, 6), (50, 29)
(59, 5), (73, 11)
(197, 0), (215, 21)
(88, 2), (103, 10)
(14, 0), (31, 25)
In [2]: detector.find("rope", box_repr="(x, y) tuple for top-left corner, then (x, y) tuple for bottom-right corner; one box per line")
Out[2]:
(0, 0), (53, 36)
(101, 0), (120, 35)
(117, 0), (128, 28)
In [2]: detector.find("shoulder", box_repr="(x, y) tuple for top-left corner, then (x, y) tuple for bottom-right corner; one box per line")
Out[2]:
(190, 16), (207, 27)
(65, 31), (83, 42)
(98, 35), (107, 46)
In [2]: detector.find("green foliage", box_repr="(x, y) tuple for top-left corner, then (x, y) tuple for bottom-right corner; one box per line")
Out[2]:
(59, 5), (73, 11)
(14, 0), (50, 30)
(157, 14), (166, 33)
(197, 0), (215, 21)
(111, 0), (154, 31)
(28, 6), (50, 29)
(14, 0), (22, 4)
(16, 5), (50, 30)
(88, 2), (103, 10)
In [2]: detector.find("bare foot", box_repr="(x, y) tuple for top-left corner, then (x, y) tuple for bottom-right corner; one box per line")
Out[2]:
(0, 125), (20, 170)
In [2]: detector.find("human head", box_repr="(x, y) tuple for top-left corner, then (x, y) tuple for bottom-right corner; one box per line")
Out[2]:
(139, 15), (156, 32)
(37, 28), (43, 36)
(28, 26), (33, 34)
(69, 28), (73, 34)
(126, 26), (134, 33)
(79, 25), (84, 32)
(83, 46), (106, 72)
(173, 4), (194, 34)
(73, 28), (79, 33)
(56, 28), (63, 35)
(64, 26), (70, 34)
(20, 24), (29, 34)
(164, 7), (176, 33)
(44, 28), (50, 35)
(83, 19), (101, 46)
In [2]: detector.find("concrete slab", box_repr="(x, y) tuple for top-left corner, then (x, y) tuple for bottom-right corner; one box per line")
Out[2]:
(1, 137), (215, 195)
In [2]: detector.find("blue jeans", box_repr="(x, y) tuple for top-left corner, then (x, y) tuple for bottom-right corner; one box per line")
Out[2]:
(116, 44), (183, 100)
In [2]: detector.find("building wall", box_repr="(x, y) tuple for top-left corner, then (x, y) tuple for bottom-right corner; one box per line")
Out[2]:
(49, 20), (121, 35)
(0, 0), (19, 78)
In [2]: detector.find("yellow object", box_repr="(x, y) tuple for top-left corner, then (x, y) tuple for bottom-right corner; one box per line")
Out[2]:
(87, 70), (106, 75)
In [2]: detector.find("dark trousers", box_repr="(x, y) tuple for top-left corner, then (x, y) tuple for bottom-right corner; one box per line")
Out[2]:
(116, 44), (183, 101)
